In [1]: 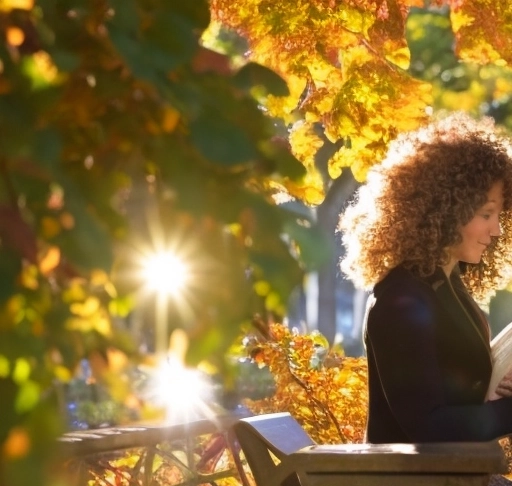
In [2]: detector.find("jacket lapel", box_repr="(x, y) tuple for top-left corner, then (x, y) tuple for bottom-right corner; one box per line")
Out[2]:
(423, 268), (491, 355)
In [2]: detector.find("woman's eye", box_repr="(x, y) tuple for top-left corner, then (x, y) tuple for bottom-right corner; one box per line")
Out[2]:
(481, 214), (491, 220)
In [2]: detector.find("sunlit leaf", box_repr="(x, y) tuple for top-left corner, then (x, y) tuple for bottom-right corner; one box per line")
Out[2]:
(0, 0), (33, 11)
(39, 246), (60, 275)
(15, 380), (40, 413)
(12, 358), (30, 384)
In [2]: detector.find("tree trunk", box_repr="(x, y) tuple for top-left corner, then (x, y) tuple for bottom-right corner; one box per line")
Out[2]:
(316, 170), (359, 344)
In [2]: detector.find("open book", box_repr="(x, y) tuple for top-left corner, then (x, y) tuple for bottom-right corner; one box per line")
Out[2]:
(487, 321), (512, 401)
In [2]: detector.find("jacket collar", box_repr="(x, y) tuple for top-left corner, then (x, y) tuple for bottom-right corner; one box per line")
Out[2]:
(422, 265), (491, 351)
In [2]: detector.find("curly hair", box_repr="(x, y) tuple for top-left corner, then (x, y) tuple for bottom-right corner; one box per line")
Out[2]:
(339, 112), (512, 304)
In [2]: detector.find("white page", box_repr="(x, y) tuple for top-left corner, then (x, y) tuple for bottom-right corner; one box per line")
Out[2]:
(487, 321), (512, 400)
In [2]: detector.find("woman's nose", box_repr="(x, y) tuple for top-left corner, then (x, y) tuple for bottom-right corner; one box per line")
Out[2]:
(491, 219), (502, 237)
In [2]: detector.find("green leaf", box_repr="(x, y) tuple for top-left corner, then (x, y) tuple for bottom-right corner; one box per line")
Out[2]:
(32, 128), (62, 170)
(233, 62), (290, 97)
(0, 251), (21, 303)
(0, 378), (19, 443)
(54, 178), (113, 271)
(46, 49), (80, 72)
(283, 218), (333, 271)
(260, 139), (306, 180)
(108, 0), (139, 33)
(107, 28), (171, 85)
(250, 245), (303, 304)
(170, 0), (211, 31)
(189, 113), (259, 166)
(146, 11), (199, 65)
(0, 95), (34, 158)
(108, 6), (201, 83)
(15, 380), (40, 414)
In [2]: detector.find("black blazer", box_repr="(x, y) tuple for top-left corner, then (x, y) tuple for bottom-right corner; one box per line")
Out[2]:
(364, 265), (512, 443)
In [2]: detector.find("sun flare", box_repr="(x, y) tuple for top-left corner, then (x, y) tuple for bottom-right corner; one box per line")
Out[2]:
(142, 252), (189, 296)
(147, 355), (218, 424)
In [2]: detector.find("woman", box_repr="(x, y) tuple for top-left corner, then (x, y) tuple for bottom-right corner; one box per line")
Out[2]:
(339, 112), (512, 443)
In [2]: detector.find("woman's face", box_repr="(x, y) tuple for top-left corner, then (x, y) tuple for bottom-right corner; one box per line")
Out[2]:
(448, 180), (504, 267)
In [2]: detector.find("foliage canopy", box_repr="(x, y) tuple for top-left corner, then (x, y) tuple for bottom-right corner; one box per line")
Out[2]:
(210, 0), (512, 196)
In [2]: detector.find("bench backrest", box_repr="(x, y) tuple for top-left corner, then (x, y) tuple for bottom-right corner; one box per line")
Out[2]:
(233, 412), (315, 486)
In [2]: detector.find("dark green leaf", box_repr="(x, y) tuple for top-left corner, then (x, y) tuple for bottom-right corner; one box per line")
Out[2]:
(55, 179), (113, 271)
(170, 0), (211, 31)
(233, 62), (290, 96)
(283, 218), (333, 271)
(0, 251), (21, 303)
(260, 139), (306, 180)
(107, 28), (169, 85)
(189, 113), (259, 165)
(108, 0), (139, 33)
(146, 11), (199, 65)
(33, 128), (62, 170)
(46, 49), (80, 72)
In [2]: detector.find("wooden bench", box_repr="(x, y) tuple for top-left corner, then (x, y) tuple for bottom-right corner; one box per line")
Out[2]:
(231, 412), (508, 486)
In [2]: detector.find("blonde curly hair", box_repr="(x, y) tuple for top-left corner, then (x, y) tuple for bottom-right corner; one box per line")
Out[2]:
(339, 112), (512, 304)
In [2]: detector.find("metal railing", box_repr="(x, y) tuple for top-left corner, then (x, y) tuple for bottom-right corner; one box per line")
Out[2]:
(58, 414), (253, 486)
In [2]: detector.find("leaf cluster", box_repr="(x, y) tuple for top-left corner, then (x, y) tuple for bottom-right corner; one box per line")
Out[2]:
(210, 0), (512, 198)
(242, 322), (368, 444)
(0, 0), (330, 483)
(210, 0), (433, 192)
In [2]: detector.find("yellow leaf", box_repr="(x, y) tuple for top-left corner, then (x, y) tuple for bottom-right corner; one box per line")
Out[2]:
(62, 281), (87, 303)
(384, 44), (411, 70)
(94, 315), (112, 336)
(66, 313), (111, 335)
(254, 280), (271, 296)
(0, 0), (33, 11)
(12, 358), (31, 384)
(70, 296), (100, 317)
(39, 246), (60, 275)
(66, 317), (93, 332)
(90, 269), (109, 286)
(32, 51), (59, 83)
(20, 264), (38, 290)
(53, 365), (72, 382)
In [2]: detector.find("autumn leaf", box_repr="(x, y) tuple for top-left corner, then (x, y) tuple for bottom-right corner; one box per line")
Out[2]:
(450, 0), (512, 65)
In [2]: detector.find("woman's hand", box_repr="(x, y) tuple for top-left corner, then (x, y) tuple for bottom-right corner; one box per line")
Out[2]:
(491, 368), (512, 400)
